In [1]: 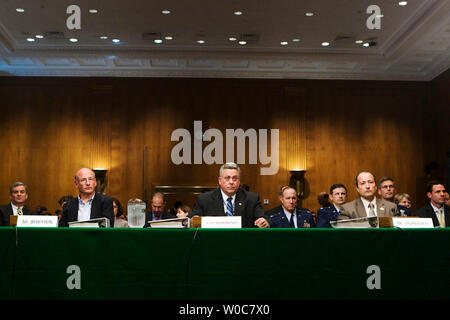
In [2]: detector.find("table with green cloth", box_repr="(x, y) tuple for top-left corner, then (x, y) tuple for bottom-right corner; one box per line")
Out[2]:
(1, 227), (449, 300)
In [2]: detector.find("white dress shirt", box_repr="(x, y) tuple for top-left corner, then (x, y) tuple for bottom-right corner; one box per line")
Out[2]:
(360, 197), (377, 216)
(77, 193), (95, 221)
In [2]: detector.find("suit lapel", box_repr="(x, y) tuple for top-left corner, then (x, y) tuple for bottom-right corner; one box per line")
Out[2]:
(212, 188), (226, 215)
(234, 189), (246, 217)
(356, 198), (367, 218)
(7, 203), (13, 216)
(376, 198), (385, 216)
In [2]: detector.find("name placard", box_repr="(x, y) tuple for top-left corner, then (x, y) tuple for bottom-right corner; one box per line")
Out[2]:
(392, 217), (434, 228)
(16, 215), (58, 228)
(201, 216), (242, 228)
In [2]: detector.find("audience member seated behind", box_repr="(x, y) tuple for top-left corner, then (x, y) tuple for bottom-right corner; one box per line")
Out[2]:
(111, 197), (128, 228)
(394, 193), (412, 216)
(176, 205), (192, 218)
(316, 184), (348, 228)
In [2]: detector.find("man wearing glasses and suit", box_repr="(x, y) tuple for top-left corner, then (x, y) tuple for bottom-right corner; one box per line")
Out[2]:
(191, 162), (269, 228)
(59, 168), (114, 227)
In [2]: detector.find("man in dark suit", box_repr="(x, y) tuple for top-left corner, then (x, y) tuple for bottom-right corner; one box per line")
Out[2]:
(269, 186), (315, 228)
(0, 182), (35, 226)
(316, 183), (348, 228)
(59, 168), (114, 227)
(191, 162), (269, 228)
(414, 181), (449, 227)
(144, 192), (175, 227)
(339, 171), (398, 220)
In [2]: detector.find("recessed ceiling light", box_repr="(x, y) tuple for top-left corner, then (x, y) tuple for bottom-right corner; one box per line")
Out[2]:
(229, 37), (237, 41)
(355, 40), (363, 44)
(292, 38), (301, 42)
(398, 1), (408, 6)
(363, 42), (370, 47)
(280, 41), (288, 46)
(16, 8), (25, 13)
(35, 35), (44, 39)
(112, 39), (120, 43)
(321, 42), (330, 47)
(100, 36), (108, 40)
(234, 11), (243, 16)
(154, 39), (163, 44)
(162, 10), (171, 14)
(238, 40), (246, 45)
(197, 40), (205, 44)
(69, 38), (78, 43)
(165, 36), (173, 40)
(26, 38), (35, 42)
(305, 12), (314, 17)
(89, 9), (98, 14)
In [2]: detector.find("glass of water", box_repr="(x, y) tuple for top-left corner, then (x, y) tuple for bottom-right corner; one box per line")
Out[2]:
(127, 198), (146, 228)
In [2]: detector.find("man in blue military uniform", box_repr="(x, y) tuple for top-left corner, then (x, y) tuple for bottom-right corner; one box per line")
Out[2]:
(269, 186), (315, 228)
(316, 184), (348, 228)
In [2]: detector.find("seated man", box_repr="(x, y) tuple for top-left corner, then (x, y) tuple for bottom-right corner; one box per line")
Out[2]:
(144, 192), (175, 227)
(339, 171), (398, 219)
(191, 162), (269, 228)
(414, 181), (449, 227)
(316, 184), (348, 228)
(269, 186), (315, 228)
(59, 168), (114, 227)
(0, 182), (35, 226)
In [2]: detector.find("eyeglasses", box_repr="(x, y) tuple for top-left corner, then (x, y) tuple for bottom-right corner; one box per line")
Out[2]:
(222, 176), (240, 182)
(78, 177), (95, 184)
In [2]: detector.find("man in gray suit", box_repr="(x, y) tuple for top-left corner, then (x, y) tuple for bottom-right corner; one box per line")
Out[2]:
(191, 162), (269, 228)
(339, 171), (398, 219)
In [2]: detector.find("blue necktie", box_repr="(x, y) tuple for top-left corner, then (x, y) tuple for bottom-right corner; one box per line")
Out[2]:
(226, 197), (234, 216)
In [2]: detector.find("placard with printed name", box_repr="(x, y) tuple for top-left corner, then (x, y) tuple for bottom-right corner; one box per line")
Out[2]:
(16, 215), (58, 228)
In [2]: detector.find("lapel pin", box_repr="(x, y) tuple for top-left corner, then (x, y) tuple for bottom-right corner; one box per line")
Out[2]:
(380, 207), (384, 211)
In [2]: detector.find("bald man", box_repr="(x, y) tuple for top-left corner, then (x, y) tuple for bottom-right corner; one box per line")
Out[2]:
(59, 168), (114, 227)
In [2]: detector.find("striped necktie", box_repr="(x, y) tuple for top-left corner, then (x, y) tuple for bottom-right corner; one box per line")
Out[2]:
(368, 203), (376, 217)
(17, 207), (23, 215)
(226, 197), (234, 216)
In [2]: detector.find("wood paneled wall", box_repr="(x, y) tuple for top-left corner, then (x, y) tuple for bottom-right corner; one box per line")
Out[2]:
(0, 73), (447, 215)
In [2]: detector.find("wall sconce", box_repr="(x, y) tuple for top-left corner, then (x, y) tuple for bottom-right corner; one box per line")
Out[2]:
(93, 168), (108, 194)
(289, 170), (306, 199)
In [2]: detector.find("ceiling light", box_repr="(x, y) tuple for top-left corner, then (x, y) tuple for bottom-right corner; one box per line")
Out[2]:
(280, 41), (288, 46)
(112, 39), (120, 43)
(197, 40), (205, 44)
(229, 37), (237, 41)
(355, 40), (363, 44)
(292, 38), (301, 42)
(165, 36), (173, 40)
(26, 38), (35, 42)
(16, 8), (25, 13)
(398, 1), (408, 6)
(238, 41), (246, 45)
(305, 12), (314, 17)
(35, 35), (44, 39)
(69, 38), (78, 43)
(321, 42), (330, 47)
(162, 10), (171, 14)
(154, 39), (163, 44)
(100, 36), (108, 40)
(234, 11), (243, 16)
(89, 9), (98, 13)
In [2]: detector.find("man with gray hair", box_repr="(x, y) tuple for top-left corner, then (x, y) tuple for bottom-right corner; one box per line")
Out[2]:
(191, 162), (269, 228)
(59, 168), (114, 227)
(0, 182), (35, 226)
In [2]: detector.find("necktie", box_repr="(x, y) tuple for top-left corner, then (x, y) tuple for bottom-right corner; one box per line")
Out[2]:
(289, 214), (295, 228)
(226, 198), (234, 216)
(368, 203), (376, 217)
(17, 207), (23, 215)
(437, 208), (445, 227)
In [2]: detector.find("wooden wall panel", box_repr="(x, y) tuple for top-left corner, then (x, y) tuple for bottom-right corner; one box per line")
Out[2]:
(0, 75), (444, 216)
